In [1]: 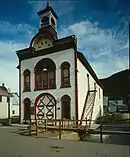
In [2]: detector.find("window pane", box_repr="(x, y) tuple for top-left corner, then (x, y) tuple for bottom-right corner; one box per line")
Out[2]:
(63, 69), (69, 77)
(63, 78), (69, 86)
(36, 74), (42, 89)
(49, 71), (55, 88)
(49, 71), (54, 79)
(43, 72), (48, 88)
(25, 75), (29, 82)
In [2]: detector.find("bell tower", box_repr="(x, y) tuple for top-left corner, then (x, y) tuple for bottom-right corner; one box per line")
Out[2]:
(37, 0), (58, 40)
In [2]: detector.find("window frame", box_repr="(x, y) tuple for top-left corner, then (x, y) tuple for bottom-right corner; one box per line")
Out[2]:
(34, 58), (56, 91)
(23, 69), (31, 92)
(61, 95), (71, 120)
(61, 62), (71, 88)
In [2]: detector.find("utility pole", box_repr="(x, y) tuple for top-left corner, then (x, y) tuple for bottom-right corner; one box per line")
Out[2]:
(7, 88), (11, 126)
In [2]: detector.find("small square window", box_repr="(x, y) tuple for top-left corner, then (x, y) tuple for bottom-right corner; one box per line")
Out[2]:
(12, 110), (15, 114)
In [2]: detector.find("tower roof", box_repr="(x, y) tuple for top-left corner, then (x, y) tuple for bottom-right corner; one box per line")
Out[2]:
(37, 1), (58, 19)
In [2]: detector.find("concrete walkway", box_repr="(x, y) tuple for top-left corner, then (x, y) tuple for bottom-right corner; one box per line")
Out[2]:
(0, 127), (129, 157)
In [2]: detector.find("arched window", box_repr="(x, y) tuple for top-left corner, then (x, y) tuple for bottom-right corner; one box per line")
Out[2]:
(61, 62), (70, 88)
(23, 69), (31, 92)
(34, 58), (56, 90)
(41, 16), (49, 25)
(61, 95), (71, 119)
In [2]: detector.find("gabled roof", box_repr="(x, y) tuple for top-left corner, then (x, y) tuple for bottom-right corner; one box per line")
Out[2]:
(77, 52), (103, 89)
(37, 6), (58, 19)
(0, 86), (9, 96)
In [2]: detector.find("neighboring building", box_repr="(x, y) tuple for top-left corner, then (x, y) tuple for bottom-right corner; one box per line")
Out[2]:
(0, 84), (10, 120)
(11, 92), (19, 117)
(103, 96), (109, 115)
(0, 84), (19, 122)
(100, 69), (130, 113)
(16, 2), (104, 126)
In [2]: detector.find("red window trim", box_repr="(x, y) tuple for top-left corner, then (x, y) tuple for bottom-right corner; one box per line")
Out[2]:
(23, 98), (31, 120)
(60, 62), (71, 88)
(23, 69), (31, 92)
(61, 95), (71, 120)
(34, 70), (56, 91)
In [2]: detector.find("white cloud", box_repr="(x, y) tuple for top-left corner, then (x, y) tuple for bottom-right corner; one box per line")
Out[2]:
(58, 20), (129, 78)
(0, 21), (37, 42)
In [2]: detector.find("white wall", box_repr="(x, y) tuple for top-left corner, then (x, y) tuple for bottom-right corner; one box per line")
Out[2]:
(10, 93), (19, 117)
(0, 96), (8, 119)
(77, 59), (103, 121)
(20, 48), (76, 122)
(11, 105), (19, 117)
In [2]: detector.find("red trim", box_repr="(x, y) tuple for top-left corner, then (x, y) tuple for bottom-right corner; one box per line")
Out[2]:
(23, 69), (31, 92)
(34, 93), (56, 121)
(23, 98), (31, 120)
(87, 74), (90, 91)
(19, 61), (21, 123)
(60, 62), (71, 88)
(61, 95), (71, 119)
(74, 49), (78, 123)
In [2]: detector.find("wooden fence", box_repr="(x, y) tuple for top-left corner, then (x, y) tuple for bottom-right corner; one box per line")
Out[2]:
(28, 119), (130, 143)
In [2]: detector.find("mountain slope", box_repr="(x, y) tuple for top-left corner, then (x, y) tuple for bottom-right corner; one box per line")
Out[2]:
(99, 69), (130, 98)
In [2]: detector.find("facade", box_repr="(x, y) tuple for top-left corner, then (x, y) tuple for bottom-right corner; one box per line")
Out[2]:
(0, 84), (19, 121)
(16, 2), (103, 125)
(11, 93), (19, 117)
(0, 84), (9, 119)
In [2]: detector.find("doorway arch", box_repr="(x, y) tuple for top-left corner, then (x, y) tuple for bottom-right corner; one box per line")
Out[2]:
(35, 93), (56, 120)
(61, 95), (71, 119)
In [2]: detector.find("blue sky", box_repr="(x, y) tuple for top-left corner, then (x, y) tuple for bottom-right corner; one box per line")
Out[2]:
(0, 0), (129, 92)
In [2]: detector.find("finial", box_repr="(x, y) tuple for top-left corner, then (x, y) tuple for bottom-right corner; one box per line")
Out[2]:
(46, 0), (50, 8)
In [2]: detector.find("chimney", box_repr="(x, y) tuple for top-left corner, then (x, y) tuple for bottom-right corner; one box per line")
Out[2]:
(2, 83), (4, 87)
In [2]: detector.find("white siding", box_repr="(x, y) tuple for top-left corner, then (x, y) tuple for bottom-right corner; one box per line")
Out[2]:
(11, 105), (19, 117)
(20, 48), (76, 122)
(0, 96), (8, 119)
(77, 59), (103, 121)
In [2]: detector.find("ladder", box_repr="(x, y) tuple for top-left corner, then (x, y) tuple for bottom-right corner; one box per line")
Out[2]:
(80, 90), (96, 128)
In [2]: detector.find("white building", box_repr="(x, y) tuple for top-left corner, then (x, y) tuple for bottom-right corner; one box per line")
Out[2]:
(11, 93), (19, 117)
(0, 84), (9, 120)
(0, 84), (19, 122)
(16, 2), (103, 126)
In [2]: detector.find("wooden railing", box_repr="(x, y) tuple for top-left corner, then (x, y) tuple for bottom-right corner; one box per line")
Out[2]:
(28, 119), (130, 143)
(29, 119), (90, 138)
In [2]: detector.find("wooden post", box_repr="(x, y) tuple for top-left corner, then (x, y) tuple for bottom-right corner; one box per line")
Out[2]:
(44, 119), (47, 131)
(100, 121), (103, 143)
(59, 119), (61, 139)
(29, 120), (31, 135)
(36, 120), (38, 136)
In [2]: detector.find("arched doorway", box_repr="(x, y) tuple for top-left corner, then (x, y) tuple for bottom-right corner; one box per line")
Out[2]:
(23, 98), (31, 122)
(35, 93), (56, 121)
(61, 95), (71, 119)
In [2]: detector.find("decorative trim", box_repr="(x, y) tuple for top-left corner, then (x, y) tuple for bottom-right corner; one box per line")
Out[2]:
(19, 60), (21, 123)
(34, 93), (57, 122)
(23, 69), (31, 92)
(60, 62), (71, 88)
(61, 95), (71, 119)
(74, 40), (78, 122)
